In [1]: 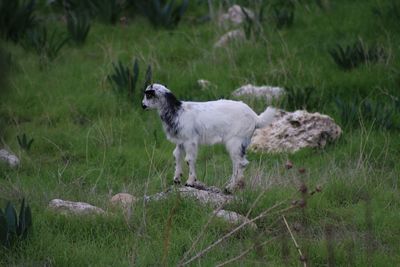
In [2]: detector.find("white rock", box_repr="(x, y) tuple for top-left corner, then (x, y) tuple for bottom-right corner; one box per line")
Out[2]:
(214, 29), (245, 48)
(110, 193), (137, 207)
(219, 5), (255, 27)
(213, 209), (258, 229)
(197, 79), (213, 90)
(232, 84), (286, 103)
(250, 110), (342, 153)
(0, 149), (20, 168)
(48, 199), (105, 215)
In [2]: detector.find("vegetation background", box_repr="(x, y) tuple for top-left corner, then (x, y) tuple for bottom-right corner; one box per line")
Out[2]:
(1, 0), (399, 266)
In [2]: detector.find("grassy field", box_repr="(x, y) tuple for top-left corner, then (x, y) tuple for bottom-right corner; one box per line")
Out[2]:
(1, 0), (399, 266)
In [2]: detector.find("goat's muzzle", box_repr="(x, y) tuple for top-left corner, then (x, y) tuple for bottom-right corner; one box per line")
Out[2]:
(142, 103), (148, 110)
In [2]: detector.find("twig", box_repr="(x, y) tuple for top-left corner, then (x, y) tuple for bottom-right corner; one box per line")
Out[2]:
(216, 236), (278, 267)
(180, 201), (285, 266)
(282, 215), (307, 267)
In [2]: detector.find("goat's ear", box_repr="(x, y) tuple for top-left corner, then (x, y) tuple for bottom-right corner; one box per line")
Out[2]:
(165, 92), (182, 108)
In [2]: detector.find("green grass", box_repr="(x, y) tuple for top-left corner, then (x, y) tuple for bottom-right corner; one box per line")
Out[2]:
(1, 0), (399, 266)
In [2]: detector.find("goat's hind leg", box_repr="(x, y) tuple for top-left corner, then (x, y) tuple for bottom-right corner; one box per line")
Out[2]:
(173, 144), (184, 184)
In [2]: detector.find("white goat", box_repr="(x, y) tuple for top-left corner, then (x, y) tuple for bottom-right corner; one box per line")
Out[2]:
(142, 83), (276, 193)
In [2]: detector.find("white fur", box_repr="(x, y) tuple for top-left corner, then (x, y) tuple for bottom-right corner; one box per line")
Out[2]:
(142, 84), (276, 192)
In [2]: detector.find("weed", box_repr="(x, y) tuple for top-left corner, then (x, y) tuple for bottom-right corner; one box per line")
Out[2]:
(0, 199), (32, 249)
(0, 0), (37, 42)
(17, 133), (34, 151)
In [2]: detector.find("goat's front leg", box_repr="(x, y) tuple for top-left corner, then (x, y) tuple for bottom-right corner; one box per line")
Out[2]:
(173, 144), (184, 184)
(183, 141), (198, 186)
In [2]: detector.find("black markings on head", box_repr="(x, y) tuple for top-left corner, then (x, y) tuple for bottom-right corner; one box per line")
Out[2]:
(145, 89), (156, 99)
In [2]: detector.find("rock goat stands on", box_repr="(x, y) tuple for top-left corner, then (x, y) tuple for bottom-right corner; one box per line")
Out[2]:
(250, 110), (342, 153)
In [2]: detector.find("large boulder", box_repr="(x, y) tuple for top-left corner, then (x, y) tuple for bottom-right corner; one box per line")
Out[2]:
(250, 110), (342, 153)
(232, 84), (285, 103)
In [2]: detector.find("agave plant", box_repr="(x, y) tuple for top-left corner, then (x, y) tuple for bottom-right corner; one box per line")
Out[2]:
(136, 0), (189, 29)
(0, 199), (32, 248)
(17, 133), (34, 151)
(0, 0), (37, 42)
(108, 58), (140, 101)
(66, 11), (91, 45)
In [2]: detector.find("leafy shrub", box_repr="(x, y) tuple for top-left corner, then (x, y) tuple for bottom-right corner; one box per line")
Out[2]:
(17, 133), (34, 151)
(136, 0), (189, 29)
(22, 25), (69, 66)
(329, 40), (387, 70)
(66, 11), (91, 45)
(0, 199), (32, 249)
(0, 0), (37, 42)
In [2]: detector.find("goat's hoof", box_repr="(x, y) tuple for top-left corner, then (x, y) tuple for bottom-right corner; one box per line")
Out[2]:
(185, 183), (194, 188)
(173, 179), (181, 185)
(223, 187), (233, 195)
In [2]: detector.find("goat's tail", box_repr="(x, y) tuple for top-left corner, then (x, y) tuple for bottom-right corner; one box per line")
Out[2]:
(256, 107), (277, 129)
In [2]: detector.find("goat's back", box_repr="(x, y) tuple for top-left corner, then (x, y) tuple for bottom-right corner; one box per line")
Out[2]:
(178, 100), (258, 144)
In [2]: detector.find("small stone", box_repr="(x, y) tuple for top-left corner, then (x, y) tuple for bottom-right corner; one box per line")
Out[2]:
(197, 79), (213, 90)
(213, 209), (257, 230)
(48, 199), (105, 215)
(0, 149), (20, 168)
(298, 168), (306, 174)
(110, 193), (137, 207)
(232, 84), (286, 103)
(285, 160), (293, 169)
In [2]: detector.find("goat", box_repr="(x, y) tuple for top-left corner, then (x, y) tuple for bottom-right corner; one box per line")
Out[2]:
(142, 83), (276, 193)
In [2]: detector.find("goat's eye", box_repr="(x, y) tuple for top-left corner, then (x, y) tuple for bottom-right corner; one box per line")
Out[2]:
(145, 90), (155, 99)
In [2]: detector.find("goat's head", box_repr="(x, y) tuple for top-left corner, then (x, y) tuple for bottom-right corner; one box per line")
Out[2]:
(142, 83), (181, 111)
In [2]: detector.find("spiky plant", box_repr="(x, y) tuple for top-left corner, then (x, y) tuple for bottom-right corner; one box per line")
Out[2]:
(66, 11), (91, 46)
(17, 133), (34, 151)
(108, 58), (140, 102)
(0, 199), (32, 248)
